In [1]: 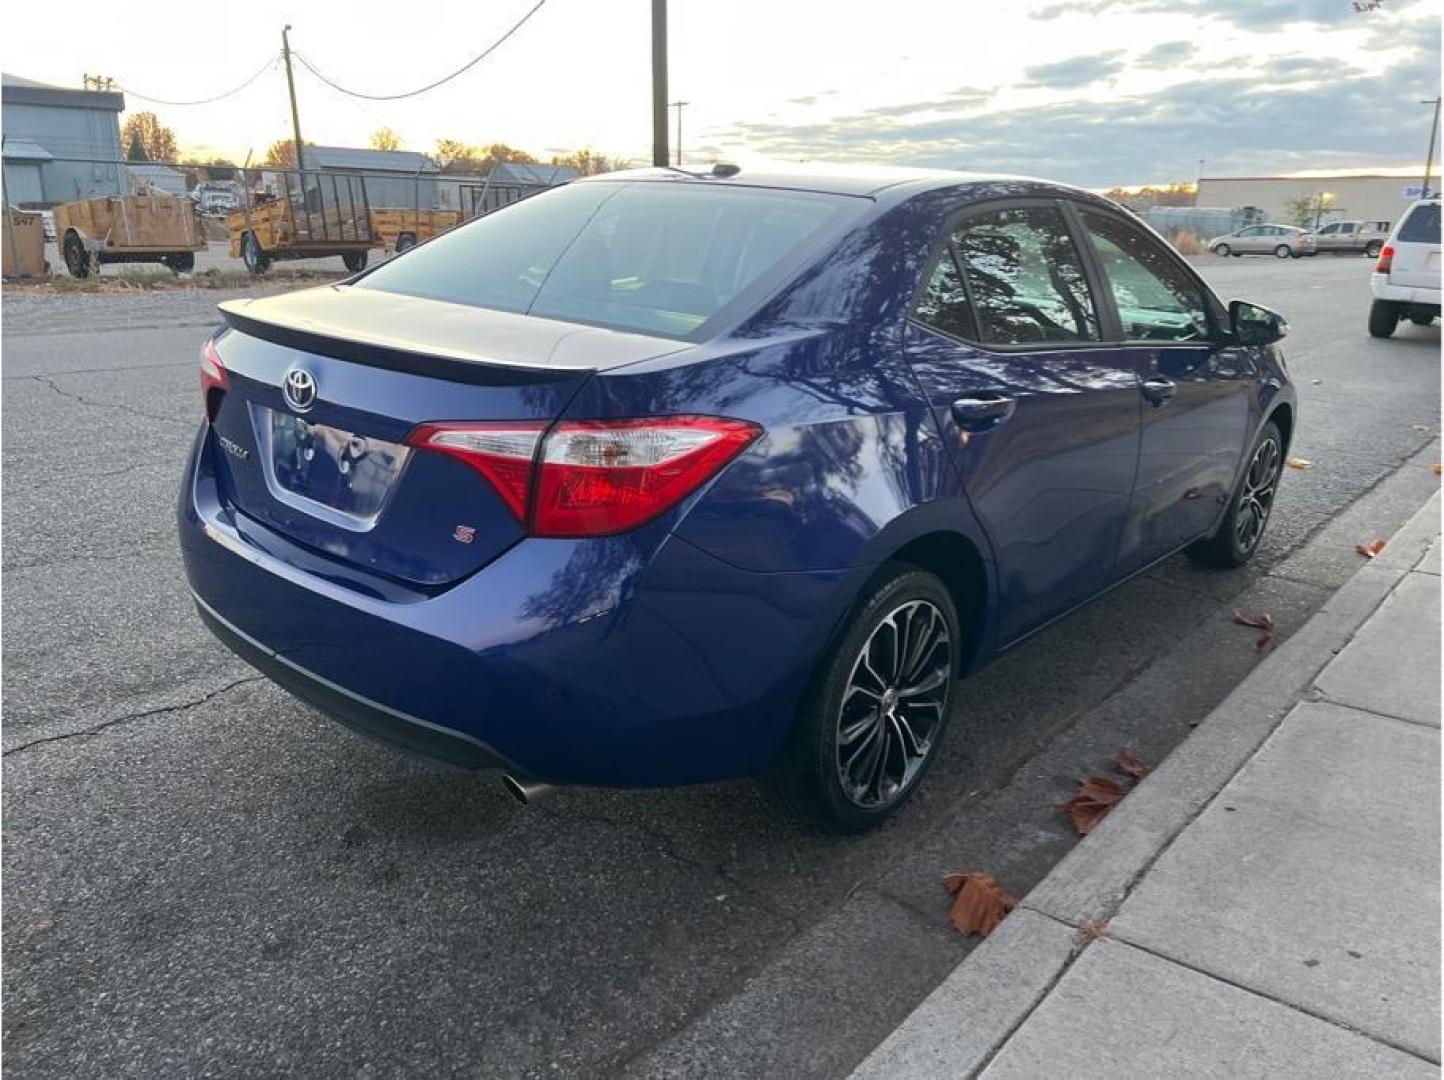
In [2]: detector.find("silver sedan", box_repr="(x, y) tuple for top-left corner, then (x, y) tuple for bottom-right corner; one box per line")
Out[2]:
(1209, 224), (1316, 258)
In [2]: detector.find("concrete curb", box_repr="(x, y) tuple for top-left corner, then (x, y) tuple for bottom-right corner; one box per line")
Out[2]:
(851, 490), (1440, 1078)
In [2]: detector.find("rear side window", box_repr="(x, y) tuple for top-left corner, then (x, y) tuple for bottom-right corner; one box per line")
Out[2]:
(1398, 202), (1441, 244)
(354, 181), (857, 339)
(1080, 211), (1210, 343)
(917, 205), (1100, 346)
(914, 248), (979, 341)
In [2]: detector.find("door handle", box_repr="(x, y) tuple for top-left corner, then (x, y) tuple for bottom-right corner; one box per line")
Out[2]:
(1141, 378), (1176, 407)
(951, 394), (1017, 430)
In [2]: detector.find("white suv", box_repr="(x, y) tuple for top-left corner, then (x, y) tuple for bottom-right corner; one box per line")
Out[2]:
(1369, 198), (1441, 338)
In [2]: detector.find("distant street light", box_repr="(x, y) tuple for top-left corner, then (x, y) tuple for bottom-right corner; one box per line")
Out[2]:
(1421, 97), (1441, 199)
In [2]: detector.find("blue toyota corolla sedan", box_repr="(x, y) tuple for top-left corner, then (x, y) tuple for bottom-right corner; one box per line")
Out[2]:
(180, 164), (1295, 830)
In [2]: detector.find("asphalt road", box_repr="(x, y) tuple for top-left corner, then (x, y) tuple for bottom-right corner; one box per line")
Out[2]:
(3, 256), (1439, 1079)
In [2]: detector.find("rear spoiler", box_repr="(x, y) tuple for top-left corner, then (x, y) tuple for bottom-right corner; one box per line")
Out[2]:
(218, 303), (587, 388)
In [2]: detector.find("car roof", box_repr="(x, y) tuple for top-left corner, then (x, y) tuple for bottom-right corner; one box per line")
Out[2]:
(578, 163), (1083, 199)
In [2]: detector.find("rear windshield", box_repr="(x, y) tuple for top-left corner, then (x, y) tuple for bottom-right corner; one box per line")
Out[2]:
(1398, 202), (1441, 244)
(353, 180), (861, 339)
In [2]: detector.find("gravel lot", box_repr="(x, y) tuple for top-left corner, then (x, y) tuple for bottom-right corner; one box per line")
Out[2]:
(3, 255), (1440, 1079)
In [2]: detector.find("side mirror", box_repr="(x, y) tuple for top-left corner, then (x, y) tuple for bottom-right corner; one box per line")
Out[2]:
(1230, 300), (1288, 346)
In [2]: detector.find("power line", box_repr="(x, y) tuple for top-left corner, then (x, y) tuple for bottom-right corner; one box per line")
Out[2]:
(292, 0), (546, 102)
(107, 57), (279, 106)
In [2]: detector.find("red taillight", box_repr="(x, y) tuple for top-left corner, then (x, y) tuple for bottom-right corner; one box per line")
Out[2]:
(405, 421), (545, 522)
(406, 415), (762, 537)
(200, 339), (228, 420)
(1376, 244), (1395, 273)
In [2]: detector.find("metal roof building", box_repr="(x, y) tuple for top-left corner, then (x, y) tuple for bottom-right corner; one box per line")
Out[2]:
(485, 162), (579, 186)
(1, 72), (126, 205)
(303, 145), (440, 210)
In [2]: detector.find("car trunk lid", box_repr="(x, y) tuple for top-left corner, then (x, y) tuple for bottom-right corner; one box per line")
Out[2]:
(206, 286), (685, 588)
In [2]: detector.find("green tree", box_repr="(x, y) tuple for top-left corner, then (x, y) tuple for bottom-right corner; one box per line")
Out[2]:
(433, 139), (540, 175)
(126, 132), (148, 162)
(121, 112), (178, 162)
(550, 148), (624, 176)
(370, 127), (401, 152)
(263, 139), (312, 168)
(1284, 191), (1335, 228)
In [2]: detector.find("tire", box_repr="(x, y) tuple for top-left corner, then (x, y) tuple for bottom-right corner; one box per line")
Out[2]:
(1365, 240), (1383, 259)
(342, 250), (369, 273)
(394, 233), (417, 254)
(768, 564), (960, 831)
(1368, 299), (1399, 338)
(1214, 243), (1231, 257)
(1274, 245), (1293, 259)
(62, 232), (92, 278)
(242, 232), (270, 276)
(1187, 421), (1284, 569)
(163, 252), (195, 273)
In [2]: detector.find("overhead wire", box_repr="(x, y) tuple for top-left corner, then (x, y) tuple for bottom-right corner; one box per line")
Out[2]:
(291, 0), (546, 101)
(114, 56), (279, 106)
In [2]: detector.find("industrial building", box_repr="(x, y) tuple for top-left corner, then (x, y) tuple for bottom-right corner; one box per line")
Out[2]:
(126, 162), (187, 196)
(1196, 174), (1428, 230)
(299, 145), (440, 209)
(1, 72), (125, 205)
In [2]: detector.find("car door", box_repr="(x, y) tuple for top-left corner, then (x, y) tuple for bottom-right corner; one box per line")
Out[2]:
(1234, 226), (1263, 254)
(903, 200), (1141, 643)
(1070, 206), (1254, 575)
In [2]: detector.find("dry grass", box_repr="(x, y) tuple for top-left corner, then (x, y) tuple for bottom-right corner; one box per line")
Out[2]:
(5, 267), (346, 293)
(1168, 231), (1206, 256)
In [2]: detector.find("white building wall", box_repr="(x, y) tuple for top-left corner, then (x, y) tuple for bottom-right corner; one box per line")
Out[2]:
(1197, 176), (1424, 229)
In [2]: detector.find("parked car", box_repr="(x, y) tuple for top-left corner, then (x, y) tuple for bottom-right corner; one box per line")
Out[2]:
(192, 185), (240, 216)
(179, 166), (1296, 829)
(1308, 219), (1389, 257)
(1368, 197), (1441, 338)
(1209, 223), (1316, 258)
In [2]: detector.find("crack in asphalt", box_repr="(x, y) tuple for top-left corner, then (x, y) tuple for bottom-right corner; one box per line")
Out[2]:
(29, 374), (191, 429)
(2, 676), (266, 758)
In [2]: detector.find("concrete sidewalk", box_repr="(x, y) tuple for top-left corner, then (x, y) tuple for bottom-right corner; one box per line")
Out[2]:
(853, 494), (1441, 1079)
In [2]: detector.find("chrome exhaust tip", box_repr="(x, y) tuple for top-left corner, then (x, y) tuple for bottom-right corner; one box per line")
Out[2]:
(501, 774), (555, 805)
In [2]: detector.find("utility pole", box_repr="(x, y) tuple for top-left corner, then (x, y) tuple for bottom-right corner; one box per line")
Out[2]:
(281, 25), (307, 174)
(671, 101), (689, 166)
(651, 0), (669, 167)
(1421, 96), (1441, 199)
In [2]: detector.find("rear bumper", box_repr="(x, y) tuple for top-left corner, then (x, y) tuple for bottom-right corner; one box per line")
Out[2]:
(179, 426), (853, 786)
(1371, 275), (1441, 305)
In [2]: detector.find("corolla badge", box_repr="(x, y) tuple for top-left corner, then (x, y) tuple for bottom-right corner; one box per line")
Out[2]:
(283, 367), (318, 413)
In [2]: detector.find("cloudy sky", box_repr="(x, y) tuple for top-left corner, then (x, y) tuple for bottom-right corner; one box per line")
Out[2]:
(6, 0), (1439, 186)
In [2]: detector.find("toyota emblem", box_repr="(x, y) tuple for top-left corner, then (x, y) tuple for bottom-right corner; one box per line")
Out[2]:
(283, 367), (317, 413)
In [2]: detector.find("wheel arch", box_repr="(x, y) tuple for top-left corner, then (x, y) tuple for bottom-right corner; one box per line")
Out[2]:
(883, 530), (991, 674)
(1267, 400), (1294, 453)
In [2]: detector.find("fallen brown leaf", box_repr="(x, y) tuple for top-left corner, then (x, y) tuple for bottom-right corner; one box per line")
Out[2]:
(1058, 775), (1126, 835)
(1433, 464), (1442, 475)
(1355, 539), (1386, 559)
(943, 871), (1017, 938)
(1115, 749), (1151, 781)
(1285, 457), (1312, 470)
(1232, 609), (1276, 651)
(1078, 918), (1111, 944)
